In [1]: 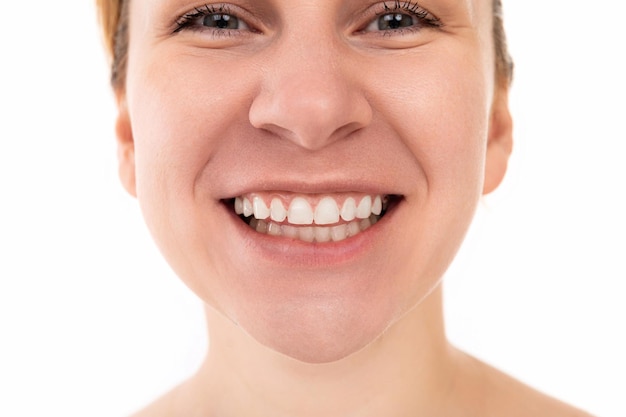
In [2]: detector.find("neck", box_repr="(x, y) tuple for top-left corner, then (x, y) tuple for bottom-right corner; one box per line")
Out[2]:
(192, 285), (456, 417)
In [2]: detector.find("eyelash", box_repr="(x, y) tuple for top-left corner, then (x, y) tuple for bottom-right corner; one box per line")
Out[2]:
(173, 1), (442, 36)
(174, 4), (248, 34)
(368, 1), (442, 34)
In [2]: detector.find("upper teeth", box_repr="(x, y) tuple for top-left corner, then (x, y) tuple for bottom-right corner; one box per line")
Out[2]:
(234, 194), (384, 226)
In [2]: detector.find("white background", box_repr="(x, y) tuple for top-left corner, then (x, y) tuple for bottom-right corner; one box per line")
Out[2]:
(0, 1), (624, 416)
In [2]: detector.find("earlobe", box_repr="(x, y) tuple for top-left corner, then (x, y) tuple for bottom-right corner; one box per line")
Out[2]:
(115, 98), (137, 197)
(483, 87), (513, 195)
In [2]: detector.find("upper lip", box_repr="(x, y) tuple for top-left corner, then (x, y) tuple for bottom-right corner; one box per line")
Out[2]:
(217, 178), (403, 201)
(201, 132), (414, 201)
(209, 159), (407, 200)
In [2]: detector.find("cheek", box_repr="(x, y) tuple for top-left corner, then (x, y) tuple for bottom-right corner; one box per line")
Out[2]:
(130, 54), (251, 169)
(127, 49), (257, 202)
(361, 47), (492, 284)
(124, 51), (259, 285)
(376, 47), (490, 193)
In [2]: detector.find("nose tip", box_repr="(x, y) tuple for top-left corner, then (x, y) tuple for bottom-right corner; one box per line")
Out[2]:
(249, 66), (372, 151)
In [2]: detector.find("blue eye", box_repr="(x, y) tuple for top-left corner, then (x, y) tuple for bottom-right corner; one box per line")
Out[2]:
(362, 2), (442, 34)
(174, 5), (250, 33)
(201, 13), (245, 30)
(371, 13), (416, 31)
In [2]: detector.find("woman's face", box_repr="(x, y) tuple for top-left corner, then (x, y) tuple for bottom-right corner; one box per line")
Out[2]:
(119, 0), (511, 362)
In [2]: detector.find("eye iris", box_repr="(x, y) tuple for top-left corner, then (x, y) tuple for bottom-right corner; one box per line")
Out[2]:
(379, 13), (414, 30)
(203, 14), (239, 29)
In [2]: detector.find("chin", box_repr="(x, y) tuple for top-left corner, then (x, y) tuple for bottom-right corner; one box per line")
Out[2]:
(243, 311), (394, 364)
(219, 272), (411, 364)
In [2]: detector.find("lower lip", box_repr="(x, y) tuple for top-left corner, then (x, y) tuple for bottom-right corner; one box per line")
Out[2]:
(219, 199), (402, 268)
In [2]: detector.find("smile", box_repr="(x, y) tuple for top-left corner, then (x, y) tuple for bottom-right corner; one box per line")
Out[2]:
(230, 193), (395, 243)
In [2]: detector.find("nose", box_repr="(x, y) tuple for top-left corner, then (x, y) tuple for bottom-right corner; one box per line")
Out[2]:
(249, 37), (372, 151)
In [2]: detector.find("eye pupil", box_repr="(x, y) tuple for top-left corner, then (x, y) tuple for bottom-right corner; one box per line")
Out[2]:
(203, 14), (239, 30)
(379, 13), (414, 30)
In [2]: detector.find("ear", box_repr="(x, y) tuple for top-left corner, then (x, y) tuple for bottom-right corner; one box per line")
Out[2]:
(115, 95), (137, 197)
(483, 86), (513, 195)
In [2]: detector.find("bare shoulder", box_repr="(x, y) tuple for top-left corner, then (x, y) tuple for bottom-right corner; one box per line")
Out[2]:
(451, 349), (595, 417)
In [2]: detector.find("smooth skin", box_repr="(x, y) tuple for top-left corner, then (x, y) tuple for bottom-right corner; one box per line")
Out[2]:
(114, 0), (594, 415)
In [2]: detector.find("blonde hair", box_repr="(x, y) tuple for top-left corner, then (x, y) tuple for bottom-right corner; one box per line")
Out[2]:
(97, 0), (513, 91)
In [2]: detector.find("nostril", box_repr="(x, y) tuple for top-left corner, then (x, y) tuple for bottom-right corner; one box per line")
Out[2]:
(248, 69), (373, 151)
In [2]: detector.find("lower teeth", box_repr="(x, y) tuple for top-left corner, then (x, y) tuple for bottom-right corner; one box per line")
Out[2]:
(248, 215), (380, 243)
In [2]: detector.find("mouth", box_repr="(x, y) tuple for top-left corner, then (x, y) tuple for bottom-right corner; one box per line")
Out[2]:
(224, 193), (400, 243)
